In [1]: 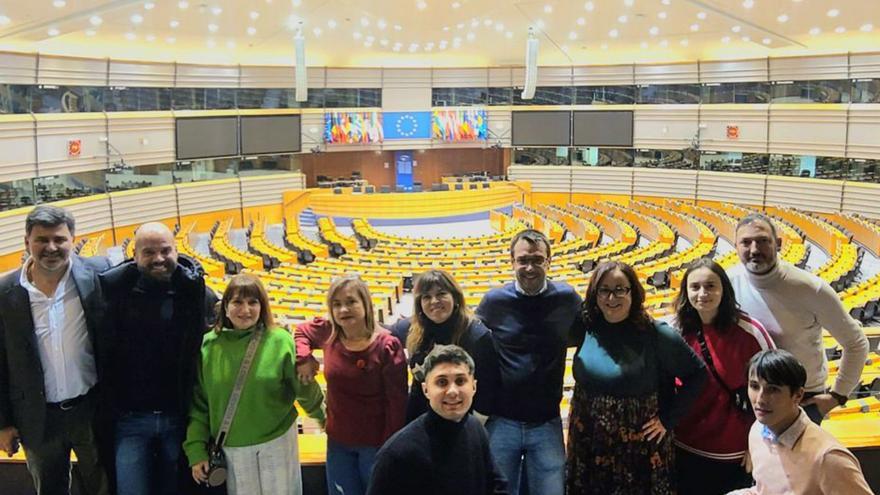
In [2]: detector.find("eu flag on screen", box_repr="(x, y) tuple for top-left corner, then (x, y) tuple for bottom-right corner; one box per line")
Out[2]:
(382, 112), (432, 140)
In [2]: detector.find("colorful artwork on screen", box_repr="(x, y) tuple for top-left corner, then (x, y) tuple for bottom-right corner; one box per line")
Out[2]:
(324, 112), (384, 144)
(432, 109), (488, 141)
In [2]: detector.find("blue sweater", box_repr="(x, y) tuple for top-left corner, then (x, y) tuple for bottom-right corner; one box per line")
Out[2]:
(476, 281), (582, 423)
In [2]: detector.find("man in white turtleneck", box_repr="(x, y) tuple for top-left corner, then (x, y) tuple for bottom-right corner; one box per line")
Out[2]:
(728, 213), (869, 424)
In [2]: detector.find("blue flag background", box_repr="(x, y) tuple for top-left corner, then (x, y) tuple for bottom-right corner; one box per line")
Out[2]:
(383, 112), (432, 140)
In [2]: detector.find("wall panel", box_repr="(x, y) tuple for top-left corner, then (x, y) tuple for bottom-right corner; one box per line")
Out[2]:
(382, 69), (431, 88)
(176, 179), (241, 216)
(55, 195), (113, 234)
(635, 62), (699, 85)
(571, 167), (632, 195)
(0, 115), (37, 180)
(508, 165), (571, 192)
(842, 182), (880, 219)
(765, 176), (843, 213)
(573, 64), (634, 86)
(239, 65), (295, 88)
(240, 173), (305, 207)
(488, 67), (513, 87)
(38, 55), (107, 86)
(536, 66), (573, 87)
(0, 51), (37, 84)
(307, 67), (327, 89)
(325, 68), (383, 88)
(108, 60), (175, 87)
(432, 68), (488, 87)
(487, 109), (512, 147)
(769, 54), (848, 81)
(109, 186), (178, 227)
(699, 58), (768, 83)
(35, 114), (108, 175)
(0, 208), (30, 256)
(850, 52), (880, 79)
(633, 168), (697, 199)
(382, 87), (431, 111)
(847, 105), (880, 159)
(633, 105), (699, 149)
(768, 105), (847, 157)
(175, 63), (239, 88)
(696, 171), (765, 205)
(700, 104), (769, 153)
(300, 112), (326, 150)
(106, 112), (176, 167)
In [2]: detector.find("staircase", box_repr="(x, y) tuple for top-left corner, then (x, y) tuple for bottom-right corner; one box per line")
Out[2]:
(298, 207), (318, 228)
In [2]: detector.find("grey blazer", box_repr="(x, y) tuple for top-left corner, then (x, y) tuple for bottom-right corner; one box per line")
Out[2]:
(0, 255), (111, 444)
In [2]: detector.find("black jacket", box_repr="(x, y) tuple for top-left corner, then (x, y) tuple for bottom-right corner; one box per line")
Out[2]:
(98, 254), (217, 416)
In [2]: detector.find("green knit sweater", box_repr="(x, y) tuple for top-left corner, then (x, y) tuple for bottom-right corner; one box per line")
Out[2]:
(183, 326), (325, 466)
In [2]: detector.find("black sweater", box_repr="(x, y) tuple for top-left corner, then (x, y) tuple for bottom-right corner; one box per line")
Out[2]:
(367, 410), (508, 495)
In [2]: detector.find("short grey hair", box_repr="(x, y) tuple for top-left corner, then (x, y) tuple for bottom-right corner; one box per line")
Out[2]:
(736, 212), (778, 240)
(25, 205), (75, 236)
(413, 344), (475, 382)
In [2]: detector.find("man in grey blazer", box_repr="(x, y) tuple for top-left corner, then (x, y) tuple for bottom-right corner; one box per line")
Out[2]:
(0, 205), (111, 495)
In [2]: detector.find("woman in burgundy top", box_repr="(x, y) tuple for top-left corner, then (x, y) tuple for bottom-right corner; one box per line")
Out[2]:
(673, 257), (775, 495)
(295, 274), (408, 495)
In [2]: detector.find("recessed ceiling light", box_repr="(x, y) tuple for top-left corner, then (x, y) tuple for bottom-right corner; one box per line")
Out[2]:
(85, 29), (96, 36)
(495, 23), (504, 31)
(166, 37), (176, 43)
(861, 23), (874, 32)
(211, 6), (222, 15)
(52, 0), (66, 7)
(453, 36), (462, 46)
(144, 2), (155, 10)
(207, 39), (216, 48)
(377, 19), (387, 29)
(327, 19), (337, 28)
(452, 1), (461, 8)
(208, 23), (219, 32)
(577, 17), (586, 25)
(777, 14), (789, 23)
(360, 17), (370, 27)
(827, 9), (839, 17)
(568, 31), (577, 39)
(380, 38), (389, 46)
(731, 25), (742, 33)
(169, 20), (180, 28)
(125, 32), (136, 40)
(366, 35), (375, 42)
(835, 26), (846, 33)
(131, 14), (144, 24)
(89, 15), (103, 26)
(618, 15), (628, 23)
(721, 36), (731, 43)
(742, 0), (754, 8)
(408, 43), (419, 52)
(505, 31), (513, 38)
(226, 40), (235, 48)
(649, 26), (659, 36)
(178, 1), (189, 9)
(659, 39), (668, 47)
(609, 28), (619, 38)
(762, 37), (771, 44)
(394, 24), (403, 31)
(640, 41), (648, 48)
(584, 1), (595, 11)
(145, 34), (156, 42)
(416, 0), (427, 10)
(392, 45), (401, 52)
(0, 15), (10, 25)
(741, 35), (751, 42)
(658, 11), (667, 19)
(457, 22), (464, 29)
(353, 31), (362, 39)
(680, 38), (689, 46)
(535, 19), (545, 28)
(292, 0), (301, 5)
(697, 12), (707, 20)
(249, 11), (259, 20)
(47, 27), (60, 36)
(471, 18), (480, 27)
(312, 27), (322, 36)
(466, 32), (476, 41)
(809, 27), (821, 35)
(544, 5), (553, 13)
(661, 0), (670, 4)
(625, 0), (635, 6)
(484, 19), (493, 26)
(247, 26), (256, 35)
(690, 23), (700, 31)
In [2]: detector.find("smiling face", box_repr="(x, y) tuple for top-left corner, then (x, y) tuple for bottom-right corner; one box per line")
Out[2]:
(25, 223), (73, 275)
(419, 285), (455, 324)
(225, 293), (261, 330)
(134, 229), (178, 281)
(330, 283), (368, 335)
(422, 361), (476, 422)
(596, 269), (633, 324)
(686, 266), (723, 323)
(511, 239), (550, 295)
(748, 370), (804, 435)
(736, 220), (781, 275)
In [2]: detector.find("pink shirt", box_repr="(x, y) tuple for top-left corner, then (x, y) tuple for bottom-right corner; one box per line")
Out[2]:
(295, 317), (408, 447)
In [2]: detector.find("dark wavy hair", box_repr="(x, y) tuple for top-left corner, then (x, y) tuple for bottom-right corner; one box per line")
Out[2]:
(674, 257), (744, 335)
(582, 260), (652, 332)
(407, 270), (472, 355)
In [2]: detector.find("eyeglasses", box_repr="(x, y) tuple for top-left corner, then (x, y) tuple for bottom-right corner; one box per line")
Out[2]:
(597, 286), (631, 299)
(514, 256), (547, 267)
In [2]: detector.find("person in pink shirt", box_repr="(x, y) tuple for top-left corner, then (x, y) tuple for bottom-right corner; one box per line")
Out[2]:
(295, 274), (408, 495)
(673, 258), (775, 495)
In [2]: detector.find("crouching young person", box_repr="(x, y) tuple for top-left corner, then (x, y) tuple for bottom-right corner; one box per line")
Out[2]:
(367, 345), (508, 495)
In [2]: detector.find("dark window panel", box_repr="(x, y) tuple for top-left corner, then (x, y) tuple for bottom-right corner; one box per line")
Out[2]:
(358, 88), (381, 107)
(287, 88), (324, 108)
(205, 88), (237, 109)
(575, 85), (636, 105)
(852, 79), (880, 103)
(432, 88), (453, 106)
(849, 159), (880, 183)
(597, 148), (634, 166)
(31, 86), (103, 113)
(514, 86), (573, 105)
(105, 163), (175, 192)
(33, 170), (106, 203)
(324, 88), (358, 108)
(173, 88), (205, 110)
(634, 149), (696, 169)
(0, 84), (31, 113)
(237, 88), (292, 109)
(488, 87), (512, 105)
(103, 87), (171, 111)
(453, 87), (488, 106)
(0, 179), (35, 211)
(638, 84), (701, 104)
(814, 156), (848, 180)
(770, 80), (850, 103)
(513, 147), (570, 165)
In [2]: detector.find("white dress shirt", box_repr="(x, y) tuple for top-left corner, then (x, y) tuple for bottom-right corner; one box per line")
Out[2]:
(19, 258), (97, 403)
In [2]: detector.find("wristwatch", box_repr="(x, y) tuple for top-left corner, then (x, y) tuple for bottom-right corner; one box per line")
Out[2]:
(827, 390), (849, 407)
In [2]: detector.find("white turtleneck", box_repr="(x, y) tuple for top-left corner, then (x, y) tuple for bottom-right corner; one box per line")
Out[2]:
(728, 260), (869, 394)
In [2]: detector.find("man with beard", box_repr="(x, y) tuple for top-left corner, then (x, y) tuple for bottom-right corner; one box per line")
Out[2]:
(99, 222), (216, 495)
(0, 205), (111, 495)
(728, 213), (868, 424)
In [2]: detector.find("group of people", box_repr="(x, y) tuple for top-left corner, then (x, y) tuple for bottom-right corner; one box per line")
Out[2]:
(0, 205), (875, 495)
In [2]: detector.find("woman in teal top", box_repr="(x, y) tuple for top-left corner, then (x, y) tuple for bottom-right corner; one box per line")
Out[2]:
(184, 273), (325, 495)
(566, 261), (706, 495)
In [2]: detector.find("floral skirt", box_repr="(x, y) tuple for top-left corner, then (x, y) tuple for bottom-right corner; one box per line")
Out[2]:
(566, 386), (675, 495)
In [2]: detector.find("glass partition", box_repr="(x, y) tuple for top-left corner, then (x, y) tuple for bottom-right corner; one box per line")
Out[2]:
(634, 149), (696, 169)
(702, 82), (772, 104)
(238, 155), (301, 176)
(0, 84), (31, 114)
(770, 80), (850, 103)
(173, 158), (239, 183)
(513, 147), (570, 165)
(852, 79), (880, 104)
(103, 87), (172, 111)
(638, 84), (701, 104)
(33, 170), (106, 203)
(575, 85), (636, 105)
(0, 179), (35, 211)
(31, 85), (104, 113)
(105, 163), (175, 192)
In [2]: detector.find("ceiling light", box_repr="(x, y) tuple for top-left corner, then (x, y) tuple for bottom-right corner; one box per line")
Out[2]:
(249, 11), (259, 20)
(609, 28), (619, 38)
(409, 43), (419, 52)
(809, 27), (821, 35)
(52, 0), (66, 7)
(690, 23), (699, 31)
(313, 27), (322, 36)
(353, 31), (362, 39)
(416, 0), (427, 10)
(366, 35), (375, 42)
(453, 36), (462, 46)
(741, 35), (750, 42)
(466, 31), (476, 41)
(495, 23), (504, 31)
(380, 38), (389, 46)
(392, 45), (401, 52)
(661, 0), (670, 4)
(484, 19), (493, 26)
(211, 6), (222, 15)
(827, 9), (839, 17)
(697, 12), (707, 20)
(649, 26), (659, 35)
(144, 2), (155, 9)
(377, 19), (387, 29)
(145, 34), (156, 42)
(742, 0), (754, 8)
(721, 36), (731, 43)
(680, 38), (689, 46)
(577, 17), (586, 25)
(207, 39), (216, 48)
(89, 15), (103, 26)
(731, 25), (742, 33)
(625, 0), (635, 6)
(364, 41), (373, 47)
(777, 14), (789, 23)
(226, 40), (235, 48)
(247, 26), (257, 35)
(640, 41), (648, 48)
(327, 19), (337, 28)
(471, 19), (479, 27)
(505, 31), (513, 38)
(360, 17), (370, 27)
(394, 24), (403, 30)
(292, 0), (301, 5)
(124, 32), (136, 40)
(658, 12), (667, 19)
(169, 20), (180, 28)
(0, 16), (10, 25)
(544, 5), (553, 13)
(452, 1), (461, 8)
(47, 27), (60, 36)
(568, 31), (577, 40)
(618, 15), (628, 23)
(178, 1), (189, 9)
(659, 39), (668, 47)
(835, 26), (846, 33)
(131, 14), (144, 24)
(762, 37), (771, 44)
(166, 37), (176, 43)
(535, 19), (545, 28)
(208, 23), (219, 32)
(861, 23), (874, 32)
(85, 29), (96, 36)
(584, 1), (595, 11)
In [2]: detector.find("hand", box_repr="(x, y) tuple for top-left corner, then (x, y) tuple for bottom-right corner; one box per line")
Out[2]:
(641, 416), (667, 443)
(741, 450), (752, 473)
(191, 461), (209, 484)
(297, 358), (319, 384)
(0, 426), (20, 457)
(801, 393), (839, 418)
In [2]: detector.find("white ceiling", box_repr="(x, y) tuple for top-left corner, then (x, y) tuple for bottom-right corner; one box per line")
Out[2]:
(0, 0), (878, 67)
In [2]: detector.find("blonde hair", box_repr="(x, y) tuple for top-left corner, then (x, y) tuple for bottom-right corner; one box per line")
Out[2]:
(326, 274), (377, 341)
(407, 270), (472, 355)
(215, 273), (274, 332)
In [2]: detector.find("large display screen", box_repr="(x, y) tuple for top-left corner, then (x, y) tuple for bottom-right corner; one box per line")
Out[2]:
(175, 116), (239, 160)
(572, 110), (634, 147)
(240, 115), (301, 155)
(511, 111), (571, 146)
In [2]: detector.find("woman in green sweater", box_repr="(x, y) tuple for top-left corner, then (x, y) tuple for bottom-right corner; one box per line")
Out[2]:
(184, 273), (325, 494)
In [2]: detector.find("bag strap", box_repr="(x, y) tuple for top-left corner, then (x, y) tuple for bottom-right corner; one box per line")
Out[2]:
(695, 327), (735, 394)
(214, 327), (265, 449)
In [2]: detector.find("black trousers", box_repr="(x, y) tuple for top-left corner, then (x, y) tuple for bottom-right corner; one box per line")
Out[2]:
(675, 447), (753, 495)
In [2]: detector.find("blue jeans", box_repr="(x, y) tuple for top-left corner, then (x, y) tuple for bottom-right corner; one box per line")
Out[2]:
(486, 416), (565, 495)
(325, 438), (378, 495)
(114, 411), (185, 495)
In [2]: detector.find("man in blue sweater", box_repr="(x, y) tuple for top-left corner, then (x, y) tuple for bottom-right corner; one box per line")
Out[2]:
(476, 229), (582, 495)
